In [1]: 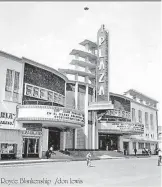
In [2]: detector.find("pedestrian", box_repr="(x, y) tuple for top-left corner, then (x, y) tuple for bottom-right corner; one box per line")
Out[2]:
(134, 148), (137, 156)
(86, 152), (91, 167)
(49, 145), (54, 154)
(158, 149), (162, 166)
(45, 150), (50, 159)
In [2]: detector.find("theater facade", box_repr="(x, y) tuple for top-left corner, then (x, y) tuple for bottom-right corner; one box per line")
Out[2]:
(0, 51), (84, 159)
(0, 25), (159, 159)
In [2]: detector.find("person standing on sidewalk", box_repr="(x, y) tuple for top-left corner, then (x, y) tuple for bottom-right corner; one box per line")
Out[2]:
(86, 152), (91, 167)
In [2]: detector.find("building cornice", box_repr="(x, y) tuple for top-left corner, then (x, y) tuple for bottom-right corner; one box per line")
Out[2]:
(124, 89), (158, 103)
(70, 49), (97, 61)
(59, 68), (95, 79)
(79, 39), (97, 49)
(0, 50), (22, 63)
(70, 59), (96, 69)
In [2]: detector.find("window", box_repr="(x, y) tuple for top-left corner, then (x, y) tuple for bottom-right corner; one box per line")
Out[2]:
(5, 69), (13, 91)
(132, 108), (136, 122)
(133, 142), (136, 149)
(5, 69), (20, 102)
(13, 72), (20, 93)
(145, 112), (149, 129)
(150, 114), (154, 130)
(138, 110), (142, 123)
(138, 143), (144, 149)
(1, 143), (17, 154)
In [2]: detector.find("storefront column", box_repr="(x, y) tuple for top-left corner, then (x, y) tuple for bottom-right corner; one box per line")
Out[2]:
(92, 111), (96, 149)
(74, 129), (77, 149)
(118, 136), (124, 152)
(42, 128), (49, 157)
(84, 83), (89, 149)
(95, 119), (99, 149)
(63, 131), (66, 151)
(0, 143), (1, 160)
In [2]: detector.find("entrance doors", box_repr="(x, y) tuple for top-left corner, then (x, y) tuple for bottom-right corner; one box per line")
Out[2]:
(22, 138), (39, 158)
(123, 142), (129, 155)
(48, 128), (61, 150)
(99, 134), (118, 151)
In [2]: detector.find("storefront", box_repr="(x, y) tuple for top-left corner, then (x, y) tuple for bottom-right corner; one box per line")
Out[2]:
(22, 124), (42, 158)
(17, 105), (84, 158)
(99, 133), (119, 151)
(0, 111), (23, 160)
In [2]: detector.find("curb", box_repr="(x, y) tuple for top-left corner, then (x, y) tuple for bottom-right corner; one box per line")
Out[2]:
(0, 156), (157, 166)
(0, 157), (124, 166)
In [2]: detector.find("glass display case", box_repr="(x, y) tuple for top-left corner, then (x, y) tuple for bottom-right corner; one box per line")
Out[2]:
(0, 143), (17, 159)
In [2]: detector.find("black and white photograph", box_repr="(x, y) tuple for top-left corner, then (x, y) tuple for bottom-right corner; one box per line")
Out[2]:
(0, 1), (161, 187)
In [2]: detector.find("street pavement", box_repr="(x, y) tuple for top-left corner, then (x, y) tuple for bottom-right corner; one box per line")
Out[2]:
(0, 157), (161, 187)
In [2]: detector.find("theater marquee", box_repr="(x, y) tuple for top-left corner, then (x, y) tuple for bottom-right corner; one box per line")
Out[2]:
(98, 122), (144, 134)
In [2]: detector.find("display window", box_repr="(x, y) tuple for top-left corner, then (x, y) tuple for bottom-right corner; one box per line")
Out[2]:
(1, 143), (17, 154)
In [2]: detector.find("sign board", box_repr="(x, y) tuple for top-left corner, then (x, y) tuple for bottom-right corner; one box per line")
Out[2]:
(98, 109), (131, 121)
(97, 25), (109, 101)
(22, 130), (42, 136)
(24, 83), (65, 106)
(18, 106), (84, 125)
(0, 112), (16, 127)
(98, 122), (144, 134)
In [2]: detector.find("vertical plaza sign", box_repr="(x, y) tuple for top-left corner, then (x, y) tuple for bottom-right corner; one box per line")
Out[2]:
(97, 25), (109, 102)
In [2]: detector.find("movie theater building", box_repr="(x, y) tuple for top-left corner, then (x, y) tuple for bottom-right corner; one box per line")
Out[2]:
(0, 25), (159, 159)
(0, 51), (84, 159)
(0, 51), (24, 159)
(59, 25), (158, 154)
(17, 58), (85, 158)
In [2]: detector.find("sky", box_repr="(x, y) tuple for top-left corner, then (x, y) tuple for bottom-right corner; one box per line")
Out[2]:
(0, 2), (161, 123)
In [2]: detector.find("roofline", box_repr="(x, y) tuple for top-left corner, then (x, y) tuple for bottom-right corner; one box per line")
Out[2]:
(124, 89), (158, 103)
(22, 57), (69, 82)
(0, 50), (22, 63)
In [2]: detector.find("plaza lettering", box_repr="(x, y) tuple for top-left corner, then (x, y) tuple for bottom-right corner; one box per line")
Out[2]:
(99, 73), (105, 83)
(97, 25), (109, 99)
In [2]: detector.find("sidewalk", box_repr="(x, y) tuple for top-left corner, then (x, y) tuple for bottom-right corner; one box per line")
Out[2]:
(0, 155), (158, 166)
